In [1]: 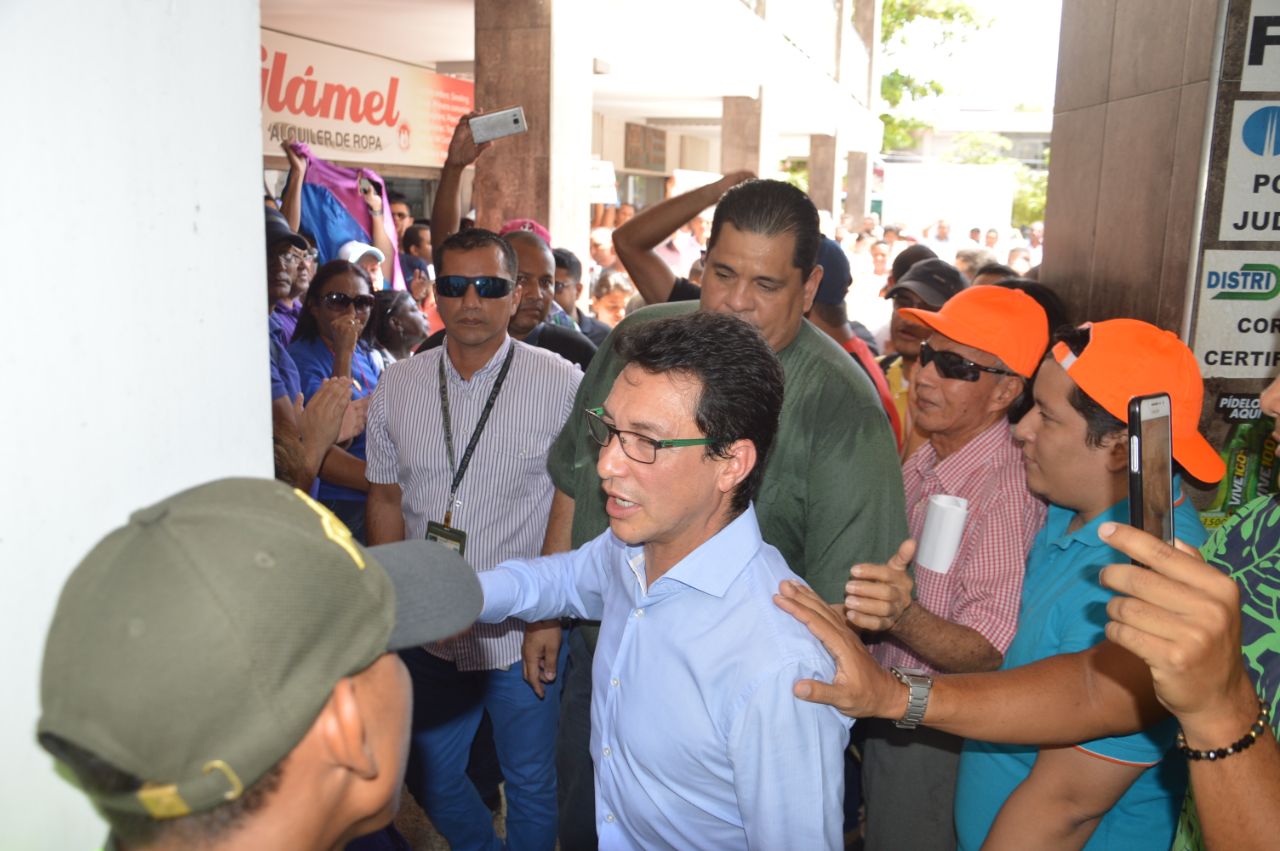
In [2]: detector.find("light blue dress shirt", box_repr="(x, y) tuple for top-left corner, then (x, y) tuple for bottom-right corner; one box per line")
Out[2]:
(479, 504), (853, 850)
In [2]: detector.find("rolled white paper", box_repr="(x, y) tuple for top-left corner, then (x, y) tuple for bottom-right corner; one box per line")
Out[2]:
(915, 494), (969, 575)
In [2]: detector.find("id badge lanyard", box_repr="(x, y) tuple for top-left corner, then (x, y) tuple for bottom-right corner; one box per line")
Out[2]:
(438, 345), (516, 527)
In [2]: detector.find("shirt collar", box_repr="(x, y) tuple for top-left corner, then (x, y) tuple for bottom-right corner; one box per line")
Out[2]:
(624, 503), (764, 598)
(1045, 499), (1128, 551)
(442, 334), (513, 383)
(909, 419), (1015, 490)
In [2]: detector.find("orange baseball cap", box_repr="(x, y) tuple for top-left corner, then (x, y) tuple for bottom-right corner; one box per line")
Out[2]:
(1051, 319), (1224, 484)
(899, 286), (1049, 378)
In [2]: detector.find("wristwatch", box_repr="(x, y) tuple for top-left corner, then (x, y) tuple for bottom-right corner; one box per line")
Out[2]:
(889, 666), (933, 729)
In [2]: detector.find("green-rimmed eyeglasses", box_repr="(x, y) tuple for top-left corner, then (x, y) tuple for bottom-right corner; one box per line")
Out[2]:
(584, 407), (715, 464)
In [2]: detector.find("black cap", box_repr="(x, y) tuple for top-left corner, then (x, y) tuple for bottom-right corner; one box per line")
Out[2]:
(890, 243), (937, 283)
(813, 237), (852, 305)
(265, 209), (307, 251)
(887, 259), (967, 308)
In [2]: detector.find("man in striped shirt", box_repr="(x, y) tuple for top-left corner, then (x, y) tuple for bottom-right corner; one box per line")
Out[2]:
(849, 286), (1050, 851)
(365, 227), (581, 851)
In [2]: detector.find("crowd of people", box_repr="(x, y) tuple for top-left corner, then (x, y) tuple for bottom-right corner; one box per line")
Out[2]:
(36, 110), (1279, 851)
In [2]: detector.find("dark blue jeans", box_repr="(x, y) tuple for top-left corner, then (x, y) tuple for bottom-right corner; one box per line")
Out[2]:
(400, 643), (566, 851)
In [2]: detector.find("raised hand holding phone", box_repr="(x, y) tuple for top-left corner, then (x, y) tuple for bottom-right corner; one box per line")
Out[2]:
(1128, 393), (1174, 560)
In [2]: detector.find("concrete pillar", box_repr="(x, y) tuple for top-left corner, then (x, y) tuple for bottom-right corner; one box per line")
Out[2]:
(721, 89), (782, 178)
(851, 0), (880, 106)
(845, 150), (871, 218)
(809, 134), (842, 219)
(1042, 0), (1219, 332)
(721, 95), (763, 175)
(5, 0), (267, 846)
(473, 0), (591, 248)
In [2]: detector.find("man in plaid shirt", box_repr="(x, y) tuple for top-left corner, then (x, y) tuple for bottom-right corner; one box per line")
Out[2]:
(851, 286), (1051, 851)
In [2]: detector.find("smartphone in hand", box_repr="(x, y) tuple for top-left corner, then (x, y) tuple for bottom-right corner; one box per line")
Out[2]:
(470, 106), (528, 144)
(1128, 393), (1175, 557)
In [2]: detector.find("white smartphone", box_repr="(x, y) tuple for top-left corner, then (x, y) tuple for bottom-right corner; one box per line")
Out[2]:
(1128, 393), (1174, 553)
(469, 106), (528, 144)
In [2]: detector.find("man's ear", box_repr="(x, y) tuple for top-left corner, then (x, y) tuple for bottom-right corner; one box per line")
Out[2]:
(1101, 430), (1130, 473)
(716, 439), (758, 496)
(801, 264), (823, 314)
(315, 677), (377, 780)
(989, 374), (1025, 412)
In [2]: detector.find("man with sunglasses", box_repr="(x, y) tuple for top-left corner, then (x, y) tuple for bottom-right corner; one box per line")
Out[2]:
(852, 285), (1050, 851)
(475, 311), (852, 849)
(364, 227), (582, 851)
(782, 319), (1220, 851)
(417, 230), (598, 371)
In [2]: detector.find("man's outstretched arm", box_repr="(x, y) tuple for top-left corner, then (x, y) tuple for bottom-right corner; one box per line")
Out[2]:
(774, 579), (1163, 744)
(613, 171), (753, 304)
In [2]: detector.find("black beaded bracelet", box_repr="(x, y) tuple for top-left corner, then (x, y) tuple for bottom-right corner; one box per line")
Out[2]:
(1176, 700), (1271, 761)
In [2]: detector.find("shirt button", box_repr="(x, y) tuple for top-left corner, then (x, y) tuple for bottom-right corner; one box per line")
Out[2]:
(605, 813), (616, 823)
(603, 746), (612, 757)
(610, 677), (619, 687)
(635, 608), (645, 617)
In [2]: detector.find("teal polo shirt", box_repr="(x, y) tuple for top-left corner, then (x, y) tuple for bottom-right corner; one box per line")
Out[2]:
(955, 489), (1207, 851)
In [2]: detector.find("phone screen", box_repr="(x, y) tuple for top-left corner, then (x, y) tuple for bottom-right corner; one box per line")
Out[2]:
(1130, 395), (1174, 545)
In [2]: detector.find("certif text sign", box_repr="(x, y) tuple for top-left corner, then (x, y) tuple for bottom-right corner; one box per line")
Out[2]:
(1194, 250), (1280, 377)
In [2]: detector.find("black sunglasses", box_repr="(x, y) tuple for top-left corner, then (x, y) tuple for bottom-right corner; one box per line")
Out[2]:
(321, 292), (375, 312)
(435, 275), (515, 299)
(919, 340), (1020, 382)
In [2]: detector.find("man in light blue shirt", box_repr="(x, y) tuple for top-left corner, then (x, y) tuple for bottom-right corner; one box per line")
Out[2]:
(478, 311), (852, 850)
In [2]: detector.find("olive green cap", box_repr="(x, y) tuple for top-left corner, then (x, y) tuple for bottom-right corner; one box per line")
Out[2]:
(37, 478), (480, 820)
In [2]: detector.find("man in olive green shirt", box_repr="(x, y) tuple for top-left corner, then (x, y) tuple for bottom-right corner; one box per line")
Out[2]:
(532, 178), (908, 849)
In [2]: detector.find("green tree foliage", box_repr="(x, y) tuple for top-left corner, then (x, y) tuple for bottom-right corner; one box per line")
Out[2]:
(878, 0), (985, 152)
(780, 158), (809, 193)
(1012, 149), (1049, 229)
(944, 131), (1013, 164)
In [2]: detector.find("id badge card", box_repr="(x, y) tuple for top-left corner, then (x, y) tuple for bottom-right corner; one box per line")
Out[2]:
(426, 521), (467, 556)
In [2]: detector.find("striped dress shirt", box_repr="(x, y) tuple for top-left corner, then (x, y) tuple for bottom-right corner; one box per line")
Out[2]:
(871, 418), (1046, 674)
(365, 335), (581, 670)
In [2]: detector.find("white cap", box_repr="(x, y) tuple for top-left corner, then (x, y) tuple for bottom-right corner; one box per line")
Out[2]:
(338, 240), (385, 264)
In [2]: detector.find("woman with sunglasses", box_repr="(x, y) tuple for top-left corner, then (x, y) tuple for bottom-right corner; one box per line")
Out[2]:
(289, 260), (381, 540)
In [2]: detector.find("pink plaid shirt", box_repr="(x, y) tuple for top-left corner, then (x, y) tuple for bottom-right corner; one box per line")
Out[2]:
(871, 419), (1045, 674)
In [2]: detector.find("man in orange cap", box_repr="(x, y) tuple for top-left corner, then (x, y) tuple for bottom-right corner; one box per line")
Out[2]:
(785, 318), (1224, 851)
(949, 319), (1214, 850)
(851, 285), (1050, 850)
